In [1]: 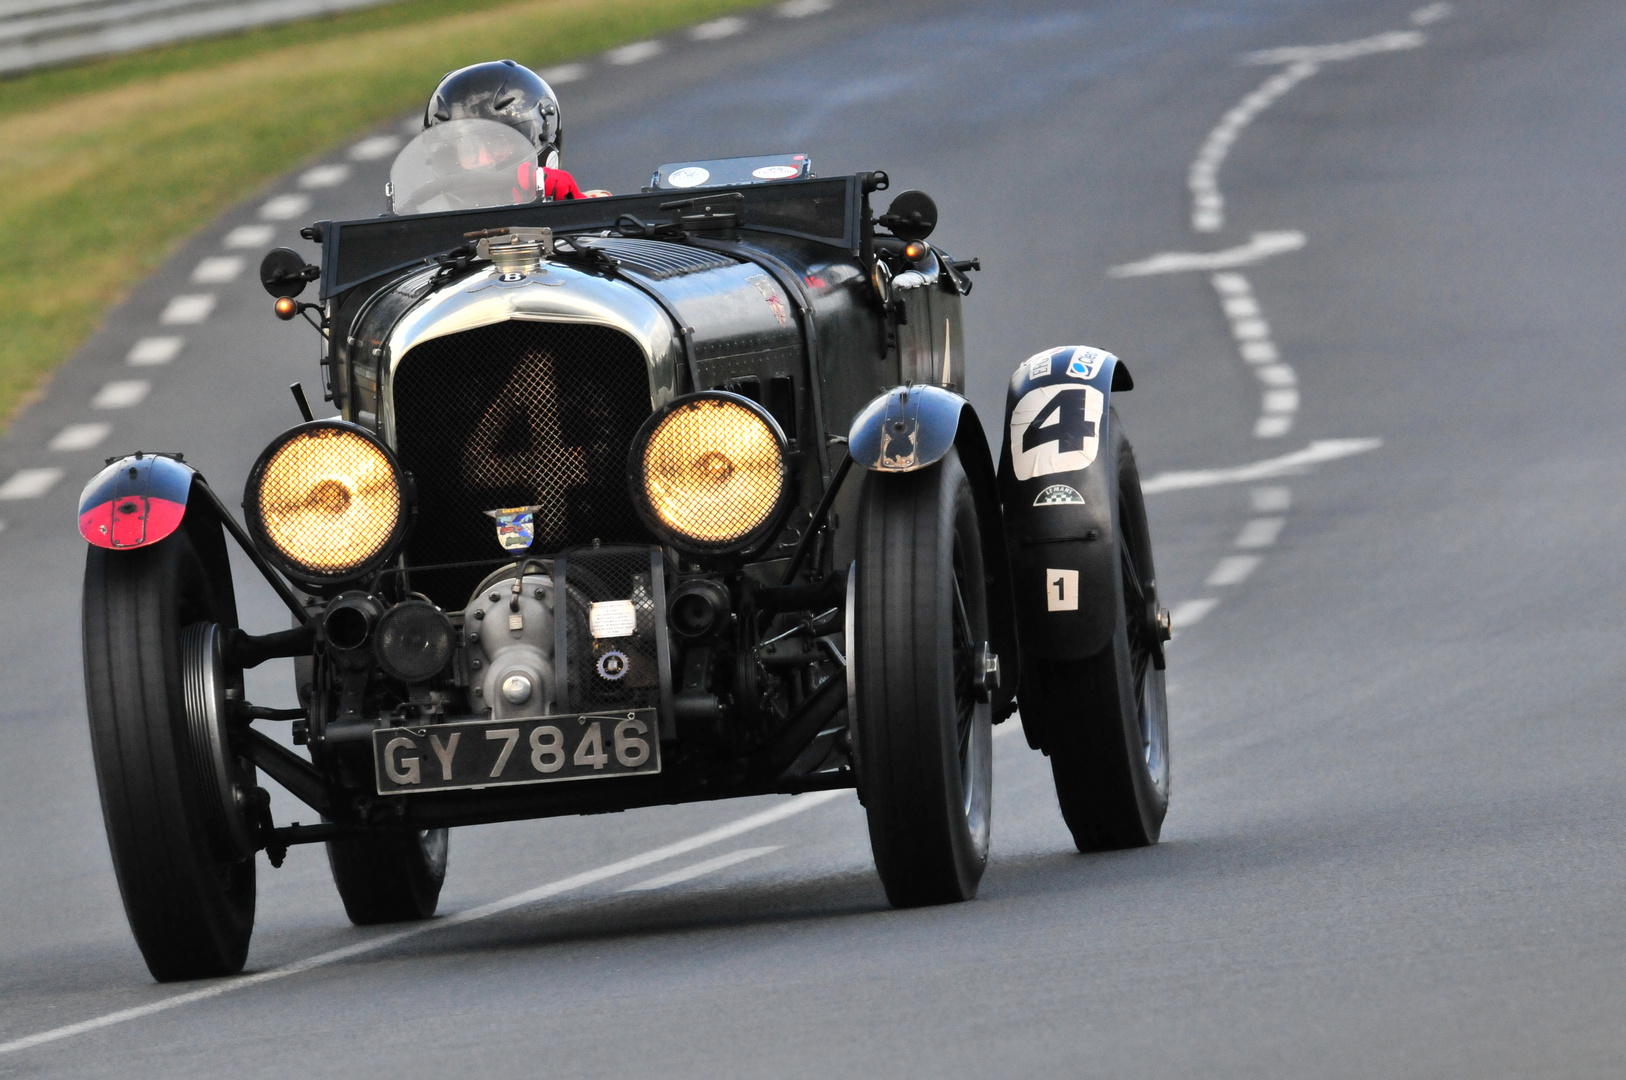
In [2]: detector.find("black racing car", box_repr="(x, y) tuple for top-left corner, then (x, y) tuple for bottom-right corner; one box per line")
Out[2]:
(76, 137), (1169, 981)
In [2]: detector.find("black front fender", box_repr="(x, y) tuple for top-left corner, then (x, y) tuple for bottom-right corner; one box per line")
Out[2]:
(849, 384), (1020, 720)
(997, 346), (1134, 663)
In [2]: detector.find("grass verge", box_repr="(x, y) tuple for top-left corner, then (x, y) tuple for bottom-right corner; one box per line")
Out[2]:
(0, 0), (771, 429)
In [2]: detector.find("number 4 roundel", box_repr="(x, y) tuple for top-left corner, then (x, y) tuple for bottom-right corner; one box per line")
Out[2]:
(1009, 384), (1104, 481)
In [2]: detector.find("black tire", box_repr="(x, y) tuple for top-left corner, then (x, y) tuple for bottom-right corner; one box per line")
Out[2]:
(326, 828), (448, 924)
(853, 448), (993, 907)
(82, 527), (257, 982)
(1038, 417), (1170, 851)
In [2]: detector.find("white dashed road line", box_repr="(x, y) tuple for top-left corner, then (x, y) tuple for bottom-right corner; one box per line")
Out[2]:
(1192, 24), (1430, 234)
(1168, 598), (1219, 632)
(259, 193), (312, 221)
(1212, 271), (1296, 438)
(779, 0), (831, 17)
(190, 256), (245, 284)
(692, 16), (747, 40)
(541, 63), (587, 85)
(223, 224), (276, 249)
(159, 294), (215, 325)
(0, 469), (63, 500)
(620, 846), (781, 891)
(126, 336), (183, 366)
(1411, 3), (1453, 27)
(1233, 517), (1285, 548)
(607, 40), (664, 65)
(299, 164), (351, 189)
(1251, 486), (1291, 513)
(1206, 554), (1261, 588)
(92, 381), (151, 410)
(48, 423), (112, 452)
(0, 789), (849, 1057)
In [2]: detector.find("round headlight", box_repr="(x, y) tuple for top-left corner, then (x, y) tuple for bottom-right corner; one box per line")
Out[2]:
(244, 421), (407, 584)
(629, 392), (791, 555)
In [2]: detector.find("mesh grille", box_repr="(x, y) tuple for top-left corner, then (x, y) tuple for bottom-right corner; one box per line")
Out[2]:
(394, 321), (651, 608)
(559, 547), (663, 714)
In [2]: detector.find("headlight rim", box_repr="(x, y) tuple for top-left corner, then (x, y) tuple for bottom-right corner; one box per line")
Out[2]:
(242, 419), (411, 588)
(627, 390), (794, 557)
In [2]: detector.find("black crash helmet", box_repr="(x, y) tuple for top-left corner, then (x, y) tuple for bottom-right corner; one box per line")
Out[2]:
(425, 60), (563, 168)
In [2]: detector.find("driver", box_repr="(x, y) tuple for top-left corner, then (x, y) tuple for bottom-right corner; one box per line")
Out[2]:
(423, 60), (608, 200)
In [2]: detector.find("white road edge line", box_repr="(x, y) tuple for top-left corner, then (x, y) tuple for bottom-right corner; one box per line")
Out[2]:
(0, 790), (851, 1057)
(621, 845), (780, 891)
(3, 725), (1029, 1055)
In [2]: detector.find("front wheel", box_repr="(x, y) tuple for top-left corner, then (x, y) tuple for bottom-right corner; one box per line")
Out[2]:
(327, 828), (448, 925)
(853, 448), (993, 907)
(1036, 420), (1170, 851)
(82, 528), (258, 981)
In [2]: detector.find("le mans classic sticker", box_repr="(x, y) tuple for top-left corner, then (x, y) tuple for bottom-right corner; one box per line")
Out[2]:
(1033, 484), (1085, 506)
(1009, 383), (1104, 481)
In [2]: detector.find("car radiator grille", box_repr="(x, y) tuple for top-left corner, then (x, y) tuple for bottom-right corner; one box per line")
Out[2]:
(393, 320), (652, 609)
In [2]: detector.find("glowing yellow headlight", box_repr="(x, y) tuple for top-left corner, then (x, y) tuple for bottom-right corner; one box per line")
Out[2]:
(639, 396), (786, 548)
(249, 425), (402, 578)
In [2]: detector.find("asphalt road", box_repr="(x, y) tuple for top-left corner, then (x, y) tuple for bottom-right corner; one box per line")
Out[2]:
(3, 0), (1625, 1075)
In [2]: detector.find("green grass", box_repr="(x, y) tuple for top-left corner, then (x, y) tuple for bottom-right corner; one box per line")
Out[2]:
(0, 0), (772, 427)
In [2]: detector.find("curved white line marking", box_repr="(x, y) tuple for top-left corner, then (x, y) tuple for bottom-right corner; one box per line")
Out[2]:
(1108, 231), (1305, 277)
(1141, 439), (1383, 495)
(1191, 30), (1425, 233)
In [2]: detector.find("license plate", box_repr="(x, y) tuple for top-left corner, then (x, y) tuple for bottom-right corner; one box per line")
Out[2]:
(372, 709), (661, 795)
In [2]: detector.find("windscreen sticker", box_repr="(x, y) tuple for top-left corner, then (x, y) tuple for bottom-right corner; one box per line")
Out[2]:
(667, 166), (710, 188)
(1009, 384), (1104, 481)
(1033, 484), (1085, 506)
(753, 165), (800, 179)
(1066, 347), (1115, 381)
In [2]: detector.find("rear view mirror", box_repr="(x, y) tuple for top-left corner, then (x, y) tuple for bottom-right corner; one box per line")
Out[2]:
(879, 190), (937, 241)
(259, 247), (318, 299)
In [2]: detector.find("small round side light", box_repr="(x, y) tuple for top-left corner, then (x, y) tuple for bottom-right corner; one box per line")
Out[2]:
(904, 241), (928, 261)
(274, 297), (299, 320)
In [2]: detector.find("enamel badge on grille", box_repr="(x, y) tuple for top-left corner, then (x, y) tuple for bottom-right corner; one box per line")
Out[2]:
(485, 506), (543, 552)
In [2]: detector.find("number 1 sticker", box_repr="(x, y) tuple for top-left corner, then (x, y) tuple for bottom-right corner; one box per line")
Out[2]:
(1047, 568), (1079, 612)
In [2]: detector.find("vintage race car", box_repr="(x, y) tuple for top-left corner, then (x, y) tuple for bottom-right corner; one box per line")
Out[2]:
(77, 127), (1171, 981)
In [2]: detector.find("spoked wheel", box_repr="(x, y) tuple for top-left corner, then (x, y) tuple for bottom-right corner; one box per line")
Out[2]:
(1039, 417), (1170, 851)
(82, 527), (259, 981)
(326, 827), (448, 925)
(854, 448), (993, 907)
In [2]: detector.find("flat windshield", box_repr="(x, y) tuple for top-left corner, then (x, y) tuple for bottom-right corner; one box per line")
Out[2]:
(389, 119), (539, 217)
